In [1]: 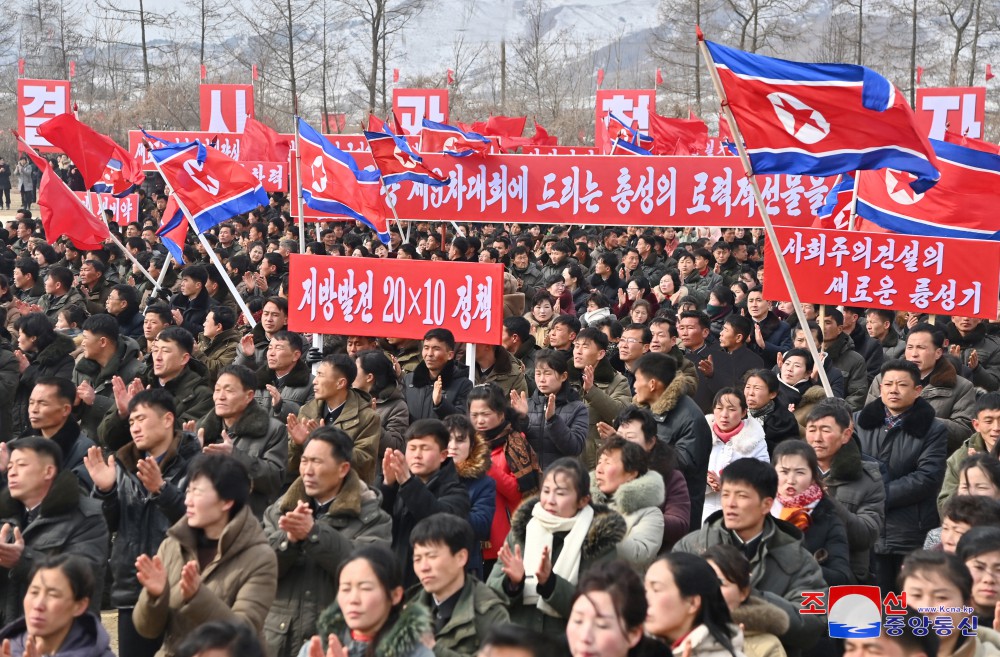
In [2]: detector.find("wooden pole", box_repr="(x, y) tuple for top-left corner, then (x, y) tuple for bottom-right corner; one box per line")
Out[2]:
(697, 33), (833, 397)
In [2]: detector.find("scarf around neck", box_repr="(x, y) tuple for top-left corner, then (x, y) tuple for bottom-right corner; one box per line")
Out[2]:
(713, 421), (745, 444)
(523, 503), (595, 617)
(481, 422), (541, 496)
(750, 400), (776, 423)
(774, 483), (823, 531)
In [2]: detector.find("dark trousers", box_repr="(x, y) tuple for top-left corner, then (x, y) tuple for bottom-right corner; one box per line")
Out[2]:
(118, 608), (162, 657)
(874, 553), (906, 595)
(19, 189), (34, 210)
(0, 188), (9, 208)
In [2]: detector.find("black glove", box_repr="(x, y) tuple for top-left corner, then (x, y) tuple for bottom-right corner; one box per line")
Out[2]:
(306, 347), (324, 365)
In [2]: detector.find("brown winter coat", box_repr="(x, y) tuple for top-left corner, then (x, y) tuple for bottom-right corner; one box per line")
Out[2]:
(731, 595), (789, 657)
(297, 390), (381, 484)
(133, 505), (278, 657)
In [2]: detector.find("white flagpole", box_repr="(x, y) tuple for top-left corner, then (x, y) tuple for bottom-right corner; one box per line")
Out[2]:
(293, 116), (324, 372)
(108, 234), (159, 287)
(144, 142), (257, 329)
(697, 33), (833, 397)
(147, 252), (173, 306)
(847, 169), (861, 231)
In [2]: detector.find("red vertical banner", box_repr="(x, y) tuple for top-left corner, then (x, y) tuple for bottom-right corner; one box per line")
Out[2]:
(288, 254), (504, 344)
(392, 88), (449, 136)
(199, 84), (255, 133)
(915, 87), (986, 140)
(595, 89), (656, 154)
(18, 79), (71, 152)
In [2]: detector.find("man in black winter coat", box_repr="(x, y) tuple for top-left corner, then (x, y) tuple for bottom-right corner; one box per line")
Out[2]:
(380, 419), (470, 587)
(678, 311), (736, 414)
(169, 265), (216, 338)
(853, 359), (947, 594)
(21, 377), (97, 489)
(403, 328), (472, 422)
(843, 306), (884, 385)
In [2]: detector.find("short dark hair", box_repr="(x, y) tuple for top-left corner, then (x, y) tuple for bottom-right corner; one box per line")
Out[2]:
(614, 406), (658, 443)
(900, 549), (972, 617)
(128, 388), (177, 418)
(908, 322), (946, 349)
(551, 314), (581, 334)
(322, 353), (357, 384)
(534, 348), (570, 374)
(217, 364), (257, 391)
(956, 526), (1000, 562)
(34, 376), (77, 406)
(504, 316), (531, 343)
(305, 426), (354, 466)
(46, 266), (73, 291)
(597, 437), (648, 476)
(14, 258), (39, 280)
(410, 513), (475, 555)
(263, 296), (289, 316)
(622, 324), (652, 344)
(182, 265), (209, 286)
(479, 625), (560, 657)
(804, 398), (853, 431)
(575, 326), (608, 351)
(679, 311), (711, 331)
(880, 359), (922, 386)
(782, 347), (814, 372)
(720, 457), (778, 500)
(29, 554), (95, 602)
(82, 313), (120, 342)
(271, 330), (304, 354)
(724, 315), (752, 343)
(866, 308), (895, 325)
(975, 391), (1000, 416)
(942, 495), (1000, 527)
(157, 326), (195, 355)
(10, 435), (63, 472)
(423, 328), (456, 351)
(209, 306), (237, 331)
(82, 258), (106, 275)
(822, 307), (844, 325)
(633, 352), (676, 387)
(175, 620), (266, 657)
(187, 454), (251, 518)
(112, 284), (140, 311)
(405, 418), (450, 451)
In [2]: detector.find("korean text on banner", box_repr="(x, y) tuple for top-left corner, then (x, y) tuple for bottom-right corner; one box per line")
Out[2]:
(288, 255), (504, 345)
(762, 226), (1000, 320)
(73, 193), (140, 226)
(18, 79), (71, 152)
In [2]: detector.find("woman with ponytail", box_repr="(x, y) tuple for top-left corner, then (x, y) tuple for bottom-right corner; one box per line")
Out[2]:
(467, 383), (542, 567)
(770, 441), (853, 586)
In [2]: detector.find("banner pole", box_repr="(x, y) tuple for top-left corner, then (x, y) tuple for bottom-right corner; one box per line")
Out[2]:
(466, 342), (475, 384)
(697, 32), (833, 397)
(293, 116), (324, 370)
(108, 234), (159, 288)
(848, 169), (861, 231)
(144, 143), (257, 329)
(147, 252), (173, 307)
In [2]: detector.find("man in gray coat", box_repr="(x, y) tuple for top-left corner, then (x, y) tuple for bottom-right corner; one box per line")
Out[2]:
(264, 427), (390, 657)
(804, 399), (885, 585)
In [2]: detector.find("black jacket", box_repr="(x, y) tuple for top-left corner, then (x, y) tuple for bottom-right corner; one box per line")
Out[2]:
(380, 458), (470, 588)
(751, 404), (801, 457)
(853, 397), (948, 554)
(94, 432), (199, 607)
(12, 333), (76, 438)
(849, 323), (885, 385)
(403, 360), (473, 422)
(18, 419), (96, 491)
(796, 496), (853, 587)
(685, 342), (737, 414)
(525, 384), (589, 468)
(169, 288), (215, 338)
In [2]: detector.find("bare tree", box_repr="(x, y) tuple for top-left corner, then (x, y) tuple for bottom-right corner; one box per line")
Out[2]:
(938, 0), (975, 85)
(93, 0), (173, 88)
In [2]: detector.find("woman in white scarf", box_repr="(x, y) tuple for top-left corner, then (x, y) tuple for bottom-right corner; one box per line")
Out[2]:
(487, 457), (627, 634)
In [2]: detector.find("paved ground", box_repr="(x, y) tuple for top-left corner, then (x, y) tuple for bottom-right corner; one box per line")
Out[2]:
(100, 611), (118, 653)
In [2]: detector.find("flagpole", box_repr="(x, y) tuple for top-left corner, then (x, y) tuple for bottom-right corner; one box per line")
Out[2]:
(293, 116), (323, 371)
(847, 169), (861, 231)
(109, 234), (160, 287)
(143, 143), (258, 329)
(697, 32), (833, 398)
(148, 252), (173, 307)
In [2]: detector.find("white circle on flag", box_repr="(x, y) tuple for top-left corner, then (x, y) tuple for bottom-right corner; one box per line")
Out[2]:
(766, 92), (831, 144)
(393, 145), (418, 169)
(443, 137), (458, 152)
(884, 169), (924, 205)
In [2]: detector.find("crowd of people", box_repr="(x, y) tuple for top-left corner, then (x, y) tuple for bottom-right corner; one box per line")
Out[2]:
(0, 188), (995, 657)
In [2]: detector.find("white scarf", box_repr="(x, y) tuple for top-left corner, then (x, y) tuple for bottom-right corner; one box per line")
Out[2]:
(522, 503), (595, 617)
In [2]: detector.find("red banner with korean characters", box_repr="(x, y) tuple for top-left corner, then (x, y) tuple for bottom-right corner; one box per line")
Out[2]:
(199, 84), (254, 133)
(288, 254), (504, 344)
(393, 88), (449, 136)
(129, 131), (245, 170)
(241, 161), (287, 192)
(385, 154), (829, 228)
(595, 89), (655, 154)
(74, 192), (140, 226)
(18, 79), (71, 152)
(915, 87), (986, 140)
(763, 227), (1000, 320)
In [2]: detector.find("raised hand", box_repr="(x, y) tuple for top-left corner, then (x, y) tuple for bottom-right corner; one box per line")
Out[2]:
(595, 422), (616, 441)
(308, 634), (347, 657)
(179, 560), (201, 602)
(381, 449), (397, 486)
(510, 390), (529, 416)
(536, 545), (553, 585)
(0, 443), (9, 474)
(136, 456), (165, 495)
(240, 333), (255, 357)
(432, 377), (444, 406)
(698, 355), (714, 378)
(0, 525), (24, 568)
(135, 554), (167, 598)
(581, 364), (595, 393)
(83, 446), (116, 493)
(203, 429), (234, 455)
(76, 380), (96, 406)
(12, 350), (28, 374)
(544, 393), (557, 421)
(278, 500), (315, 542)
(266, 384), (282, 410)
(497, 542), (525, 585)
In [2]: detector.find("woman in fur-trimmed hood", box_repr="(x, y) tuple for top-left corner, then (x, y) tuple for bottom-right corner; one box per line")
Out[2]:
(444, 414), (497, 580)
(487, 457), (627, 634)
(590, 437), (666, 570)
(302, 545), (433, 657)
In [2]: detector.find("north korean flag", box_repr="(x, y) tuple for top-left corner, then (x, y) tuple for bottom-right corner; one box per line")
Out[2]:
(298, 118), (390, 244)
(856, 138), (1000, 240)
(365, 120), (450, 187)
(155, 196), (189, 263)
(705, 37), (940, 193)
(812, 173), (854, 230)
(420, 119), (492, 157)
(607, 113), (654, 151)
(148, 139), (268, 233)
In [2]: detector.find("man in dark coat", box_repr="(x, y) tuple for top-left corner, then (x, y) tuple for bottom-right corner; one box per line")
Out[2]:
(843, 306), (885, 385)
(0, 437), (109, 624)
(169, 265), (216, 339)
(84, 389), (198, 657)
(633, 352), (711, 529)
(403, 329), (472, 422)
(21, 377), (97, 489)
(853, 359), (947, 594)
(946, 316), (1000, 392)
(678, 311), (736, 414)
(380, 419), (470, 588)
(72, 314), (144, 441)
(720, 314), (765, 381)
(821, 309), (869, 410)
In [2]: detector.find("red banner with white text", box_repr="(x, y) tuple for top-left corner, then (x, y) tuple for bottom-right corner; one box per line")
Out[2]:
(763, 227), (1000, 319)
(18, 79), (71, 152)
(74, 192), (140, 226)
(288, 254), (503, 344)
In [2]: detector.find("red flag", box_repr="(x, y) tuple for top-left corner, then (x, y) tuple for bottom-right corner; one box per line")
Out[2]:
(655, 69), (663, 86)
(530, 122), (557, 146)
(596, 68), (605, 88)
(37, 113), (145, 194)
(241, 116), (291, 163)
(648, 112), (709, 155)
(987, 64), (995, 81)
(252, 64), (259, 81)
(447, 69), (454, 86)
(200, 64), (207, 80)
(68, 61), (75, 78)
(14, 133), (110, 250)
(916, 66), (924, 84)
(393, 68), (400, 83)
(17, 59), (24, 76)
(943, 129), (1000, 155)
(485, 115), (526, 139)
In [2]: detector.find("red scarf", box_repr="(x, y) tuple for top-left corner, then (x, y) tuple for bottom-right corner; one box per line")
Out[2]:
(776, 483), (823, 531)
(713, 421), (744, 444)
